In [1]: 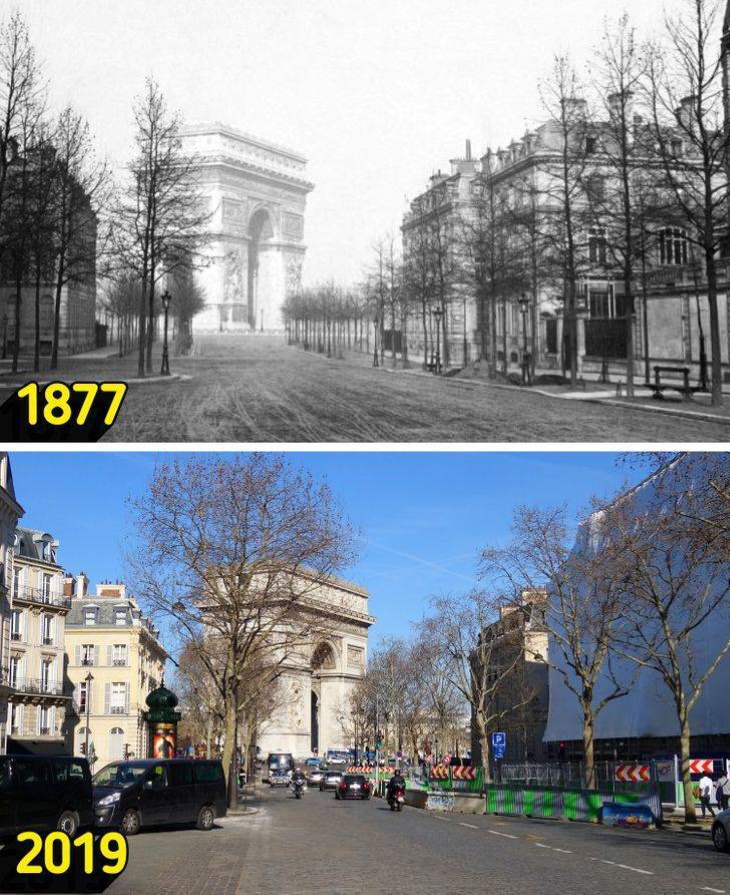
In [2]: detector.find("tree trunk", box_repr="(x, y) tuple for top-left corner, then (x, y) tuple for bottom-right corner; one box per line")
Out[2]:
(679, 712), (697, 823)
(705, 251), (723, 407)
(582, 705), (596, 790)
(222, 697), (238, 810)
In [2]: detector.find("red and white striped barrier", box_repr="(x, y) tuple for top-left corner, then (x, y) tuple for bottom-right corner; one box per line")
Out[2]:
(614, 764), (650, 782)
(452, 765), (476, 781)
(690, 759), (716, 775)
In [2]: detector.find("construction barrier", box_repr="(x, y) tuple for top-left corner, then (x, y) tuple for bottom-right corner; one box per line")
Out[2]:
(484, 783), (661, 827)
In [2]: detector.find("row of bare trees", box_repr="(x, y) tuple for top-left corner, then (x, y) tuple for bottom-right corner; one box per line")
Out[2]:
(0, 12), (111, 372)
(346, 453), (728, 824)
(286, 4), (728, 403)
(0, 12), (210, 375)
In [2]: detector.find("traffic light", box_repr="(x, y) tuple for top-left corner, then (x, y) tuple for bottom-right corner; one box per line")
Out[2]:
(376, 731), (383, 750)
(558, 742), (566, 760)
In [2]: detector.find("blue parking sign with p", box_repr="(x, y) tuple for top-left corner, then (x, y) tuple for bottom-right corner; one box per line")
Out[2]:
(492, 731), (506, 759)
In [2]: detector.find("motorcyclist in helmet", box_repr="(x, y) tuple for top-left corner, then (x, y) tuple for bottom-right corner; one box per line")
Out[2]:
(291, 767), (306, 788)
(386, 768), (406, 802)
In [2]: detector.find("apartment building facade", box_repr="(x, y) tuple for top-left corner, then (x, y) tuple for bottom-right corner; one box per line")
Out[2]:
(0, 454), (24, 753)
(64, 576), (168, 770)
(7, 527), (72, 754)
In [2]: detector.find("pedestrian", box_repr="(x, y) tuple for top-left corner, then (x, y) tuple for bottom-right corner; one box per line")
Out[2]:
(716, 773), (730, 812)
(699, 773), (716, 818)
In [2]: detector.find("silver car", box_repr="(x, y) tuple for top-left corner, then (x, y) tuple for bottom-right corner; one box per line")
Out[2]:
(712, 810), (730, 852)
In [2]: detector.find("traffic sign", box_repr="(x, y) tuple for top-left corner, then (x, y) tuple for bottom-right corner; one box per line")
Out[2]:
(492, 732), (506, 760)
(615, 763), (650, 782)
(690, 758), (716, 775)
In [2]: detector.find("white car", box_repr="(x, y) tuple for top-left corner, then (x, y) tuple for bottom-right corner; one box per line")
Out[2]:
(712, 810), (730, 852)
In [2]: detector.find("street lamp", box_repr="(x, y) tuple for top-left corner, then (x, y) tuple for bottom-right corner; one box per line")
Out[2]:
(432, 307), (444, 373)
(518, 294), (532, 386)
(84, 671), (94, 758)
(373, 316), (379, 367)
(160, 290), (172, 376)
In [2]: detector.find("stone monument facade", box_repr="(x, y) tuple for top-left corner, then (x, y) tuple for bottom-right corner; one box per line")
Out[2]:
(177, 123), (314, 333)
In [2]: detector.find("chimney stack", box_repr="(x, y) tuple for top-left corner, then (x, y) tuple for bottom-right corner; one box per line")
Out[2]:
(63, 573), (75, 597)
(76, 571), (88, 598)
(466, 139), (472, 161)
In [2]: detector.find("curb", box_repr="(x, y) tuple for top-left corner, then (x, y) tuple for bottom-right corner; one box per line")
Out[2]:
(0, 373), (191, 389)
(378, 364), (730, 427)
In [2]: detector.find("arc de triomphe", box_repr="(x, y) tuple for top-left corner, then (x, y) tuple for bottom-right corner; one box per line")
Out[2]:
(257, 573), (375, 761)
(178, 123), (314, 333)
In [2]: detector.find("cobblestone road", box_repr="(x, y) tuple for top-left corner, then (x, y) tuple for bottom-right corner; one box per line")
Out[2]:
(107, 785), (729, 895)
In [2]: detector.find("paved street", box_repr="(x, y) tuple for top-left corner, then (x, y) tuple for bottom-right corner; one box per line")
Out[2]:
(108, 785), (728, 895)
(5, 334), (726, 442)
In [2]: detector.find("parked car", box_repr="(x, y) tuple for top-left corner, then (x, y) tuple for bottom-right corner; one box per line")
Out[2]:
(304, 757), (321, 767)
(712, 810), (730, 852)
(0, 754), (94, 840)
(92, 759), (227, 836)
(307, 767), (326, 786)
(335, 774), (371, 801)
(319, 770), (343, 791)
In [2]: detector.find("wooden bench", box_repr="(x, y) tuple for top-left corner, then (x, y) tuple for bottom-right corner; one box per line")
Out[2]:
(649, 365), (700, 400)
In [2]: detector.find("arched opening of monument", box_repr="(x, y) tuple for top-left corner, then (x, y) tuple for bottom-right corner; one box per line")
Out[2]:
(247, 208), (275, 330)
(311, 642), (336, 756)
(310, 691), (319, 754)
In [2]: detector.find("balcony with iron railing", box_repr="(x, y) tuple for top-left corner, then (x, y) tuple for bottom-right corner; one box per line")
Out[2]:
(6, 676), (73, 700)
(12, 585), (71, 611)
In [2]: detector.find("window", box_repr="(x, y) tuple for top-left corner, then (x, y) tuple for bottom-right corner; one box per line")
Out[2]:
(659, 227), (688, 266)
(39, 705), (52, 735)
(8, 656), (19, 688)
(84, 609), (96, 626)
(112, 644), (127, 666)
(147, 765), (167, 789)
(169, 763), (194, 786)
(41, 614), (53, 646)
(10, 610), (22, 641)
(588, 284), (626, 319)
(584, 174), (605, 204)
(40, 659), (53, 692)
(52, 761), (86, 783)
(585, 135), (597, 154)
(14, 759), (50, 787)
(589, 228), (608, 265)
(80, 644), (95, 666)
(13, 567), (22, 597)
(109, 727), (125, 761)
(114, 608), (126, 626)
(9, 703), (22, 735)
(41, 574), (52, 600)
(78, 680), (91, 713)
(193, 762), (223, 784)
(110, 683), (127, 715)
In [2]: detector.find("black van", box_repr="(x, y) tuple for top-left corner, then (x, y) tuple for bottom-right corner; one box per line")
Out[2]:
(0, 755), (94, 839)
(92, 759), (227, 835)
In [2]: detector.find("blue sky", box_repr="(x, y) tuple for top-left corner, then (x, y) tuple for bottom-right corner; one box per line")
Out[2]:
(9, 451), (646, 653)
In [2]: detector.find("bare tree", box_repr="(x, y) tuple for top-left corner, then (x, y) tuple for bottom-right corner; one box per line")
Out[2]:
(538, 55), (591, 385)
(420, 589), (534, 782)
(116, 78), (211, 377)
(50, 106), (112, 369)
(644, 0), (728, 406)
(127, 453), (359, 807)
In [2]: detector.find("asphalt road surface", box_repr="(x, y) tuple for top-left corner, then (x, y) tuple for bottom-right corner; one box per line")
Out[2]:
(108, 785), (729, 895)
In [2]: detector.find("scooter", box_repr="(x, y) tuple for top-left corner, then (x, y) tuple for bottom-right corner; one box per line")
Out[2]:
(387, 786), (405, 812)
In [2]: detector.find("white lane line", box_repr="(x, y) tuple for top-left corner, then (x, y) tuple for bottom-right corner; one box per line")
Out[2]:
(488, 829), (518, 839)
(459, 822), (478, 829)
(700, 888), (726, 893)
(432, 815), (450, 821)
(533, 843), (573, 854)
(595, 858), (653, 876)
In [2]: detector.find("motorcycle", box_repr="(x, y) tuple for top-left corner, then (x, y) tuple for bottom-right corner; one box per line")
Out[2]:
(292, 779), (305, 799)
(387, 786), (405, 812)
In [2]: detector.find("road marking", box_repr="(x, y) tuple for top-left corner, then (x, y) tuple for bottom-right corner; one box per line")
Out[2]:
(700, 888), (725, 893)
(488, 829), (517, 839)
(459, 822), (478, 829)
(433, 815), (450, 821)
(533, 843), (572, 854)
(593, 858), (654, 876)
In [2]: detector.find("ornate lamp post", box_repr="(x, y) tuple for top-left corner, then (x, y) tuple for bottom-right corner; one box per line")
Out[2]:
(518, 294), (531, 385)
(160, 290), (172, 376)
(432, 307), (444, 373)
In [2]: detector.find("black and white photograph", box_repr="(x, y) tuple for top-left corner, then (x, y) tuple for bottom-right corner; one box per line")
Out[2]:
(0, 0), (729, 441)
